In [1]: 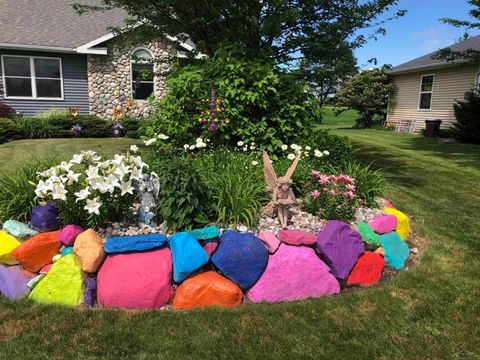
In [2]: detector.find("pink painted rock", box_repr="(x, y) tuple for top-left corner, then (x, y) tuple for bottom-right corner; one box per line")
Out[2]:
(59, 225), (83, 246)
(382, 198), (395, 209)
(73, 229), (105, 273)
(258, 231), (281, 254)
(368, 215), (398, 235)
(278, 230), (316, 246)
(347, 252), (385, 286)
(39, 263), (52, 274)
(97, 248), (174, 309)
(247, 244), (340, 303)
(202, 239), (219, 258)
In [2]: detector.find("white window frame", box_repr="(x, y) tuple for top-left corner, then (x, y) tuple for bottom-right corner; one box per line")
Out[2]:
(418, 74), (435, 111)
(130, 47), (155, 101)
(1, 55), (64, 100)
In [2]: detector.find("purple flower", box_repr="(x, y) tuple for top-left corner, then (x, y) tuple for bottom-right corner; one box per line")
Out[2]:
(112, 124), (123, 131)
(119, 95), (126, 102)
(209, 122), (219, 132)
(72, 125), (82, 133)
(200, 110), (205, 115)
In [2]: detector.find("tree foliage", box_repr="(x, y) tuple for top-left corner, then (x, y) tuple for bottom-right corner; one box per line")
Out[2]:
(453, 87), (480, 144)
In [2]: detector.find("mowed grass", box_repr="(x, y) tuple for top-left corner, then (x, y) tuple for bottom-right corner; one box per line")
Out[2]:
(0, 120), (479, 359)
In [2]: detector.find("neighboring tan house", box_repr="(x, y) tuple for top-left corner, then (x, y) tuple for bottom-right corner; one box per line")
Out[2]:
(387, 34), (480, 132)
(0, 0), (193, 119)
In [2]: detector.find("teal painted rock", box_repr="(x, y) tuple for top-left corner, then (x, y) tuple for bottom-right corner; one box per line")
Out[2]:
(2, 220), (38, 240)
(380, 232), (409, 270)
(169, 232), (208, 283)
(191, 226), (219, 241)
(357, 222), (381, 247)
(29, 254), (85, 306)
(61, 247), (74, 256)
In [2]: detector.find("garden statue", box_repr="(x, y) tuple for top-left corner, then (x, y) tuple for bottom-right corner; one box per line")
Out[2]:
(138, 172), (160, 227)
(262, 152), (301, 228)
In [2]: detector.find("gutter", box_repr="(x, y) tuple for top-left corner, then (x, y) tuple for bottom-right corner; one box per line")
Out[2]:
(388, 60), (469, 75)
(0, 43), (76, 53)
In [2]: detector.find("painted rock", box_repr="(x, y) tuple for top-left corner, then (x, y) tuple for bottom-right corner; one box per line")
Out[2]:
(0, 231), (22, 265)
(191, 226), (219, 240)
(97, 248), (174, 309)
(12, 231), (61, 272)
(169, 232), (209, 283)
(375, 247), (386, 257)
(380, 232), (410, 270)
(173, 271), (243, 310)
(26, 274), (46, 290)
(347, 252), (385, 286)
(59, 225), (83, 246)
(0, 265), (35, 300)
(316, 221), (365, 280)
(211, 231), (268, 290)
(39, 263), (52, 274)
(61, 247), (74, 256)
(278, 229), (317, 246)
(384, 207), (410, 240)
(104, 233), (168, 254)
(84, 277), (97, 307)
(357, 222), (381, 247)
(202, 238), (219, 258)
(382, 198), (395, 209)
(29, 254), (85, 306)
(248, 244), (340, 303)
(258, 230), (281, 254)
(30, 202), (60, 232)
(369, 215), (398, 234)
(2, 220), (38, 239)
(73, 229), (105, 273)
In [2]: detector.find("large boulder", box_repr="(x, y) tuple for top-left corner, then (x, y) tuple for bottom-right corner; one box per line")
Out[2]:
(258, 231), (281, 254)
(278, 229), (317, 246)
(0, 231), (22, 265)
(2, 220), (38, 239)
(29, 254), (85, 306)
(173, 271), (243, 310)
(169, 232), (209, 283)
(97, 248), (174, 309)
(347, 252), (385, 286)
(73, 229), (105, 273)
(316, 221), (365, 280)
(380, 232), (409, 270)
(248, 244), (340, 303)
(368, 215), (398, 234)
(0, 265), (35, 300)
(12, 231), (61, 272)
(356, 222), (381, 247)
(104, 233), (168, 254)
(30, 202), (60, 232)
(384, 207), (410, 240)
(211, 231), (269, 290)
(191, 226), (219, 241)
(59, 225), (83, 246)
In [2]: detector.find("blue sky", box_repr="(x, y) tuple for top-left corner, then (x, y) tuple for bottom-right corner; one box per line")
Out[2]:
(354, 0), (477, 69)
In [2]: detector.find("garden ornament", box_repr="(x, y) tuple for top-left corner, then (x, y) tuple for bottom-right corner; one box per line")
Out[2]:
(262, 152), (301, 228)
(138, 172), (160, 227)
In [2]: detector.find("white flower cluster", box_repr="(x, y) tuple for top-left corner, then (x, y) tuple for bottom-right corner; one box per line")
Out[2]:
(281, 143), (329, 159)
(144, 133), (170, 146)
(183, 138), (209, 151)
(35, 150), (149, 216)
(236, 141), (257, 152)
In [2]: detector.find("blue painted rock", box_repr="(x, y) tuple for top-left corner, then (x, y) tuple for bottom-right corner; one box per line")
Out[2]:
(368, 215), (398, 234)
(316, 220), (365, 280)
(380, 232), (409, 270)
(169, 232), (208, 283)
(0, 265), (35, 300)
(211, 231), (268, 289)
(247, 244), (340, 303)
(191, 226), (219, 241)
(30, 202), (60, 232)
(61, 247), (74, 256)
(104, 233), (168, 254)
(2, 220), (38, 239)
(59, 225), (83, 246)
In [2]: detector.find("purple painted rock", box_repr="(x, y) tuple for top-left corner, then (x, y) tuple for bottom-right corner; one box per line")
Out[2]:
(59, 225), (83, 246)
(278, 229), (317, 246)
(247, 244), (340, 303)
(84, 277), (97, 307)
(30, 202), (60, 232)
(316, 220), (365, 280)
(97, 248), (174, 309)
(368, 215), (398, 235)
(202, 239), (219, 258)
(258, 231), (281, 254)
(0, 265), (35, 300)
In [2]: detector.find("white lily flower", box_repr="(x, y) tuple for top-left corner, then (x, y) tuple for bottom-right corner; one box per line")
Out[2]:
(119, 181), (134, 196)
(130, 167), (143, 181)
(70, 154), (84, 165)
(144, 138), (157, 146)
(35, 180), (52, 198)
(183, 144), (189, 149)
(74, 187), (91, 202)
(84, 197), (102, 215)
(158, 133), (169, 140)
(323, 150), (330, 156)
(189, 145), (195, 150)
(305, 146), (311, 151)
(314, 150), (324, 158)
(51, 184), (67, 201)
(130, 145), (139, 153)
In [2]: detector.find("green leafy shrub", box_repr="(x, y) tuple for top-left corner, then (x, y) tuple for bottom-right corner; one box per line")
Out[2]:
(299, 130), (354, 165)
(36, 108), (69, 121)
(0, 118), (22, 144)
(47, 116), (111, 138)
(453, 89), (480, 144)
(12, 116), (50, 139)
(122, 117), (141, 138)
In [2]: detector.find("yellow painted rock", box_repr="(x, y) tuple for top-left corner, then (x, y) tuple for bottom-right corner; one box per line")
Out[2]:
(0, 231), (22, 265)
(384, 207), (410, 240)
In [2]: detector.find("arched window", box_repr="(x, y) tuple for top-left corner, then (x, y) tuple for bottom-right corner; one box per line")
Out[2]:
(131, 48), (154, 100)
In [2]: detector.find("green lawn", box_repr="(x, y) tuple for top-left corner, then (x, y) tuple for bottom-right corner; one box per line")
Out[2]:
(0, 124), (479, 359)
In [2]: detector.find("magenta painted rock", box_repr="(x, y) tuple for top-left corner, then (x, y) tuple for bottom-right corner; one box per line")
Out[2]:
(258, 231), (281, 254)
(247, 244), (339, 303)
(97, 248), (174, 309)
(59, 225), (83, 246)
(202, 239), (219, 258)
(278, 229), (317, 246)
(368, 215), (398, 235)
(316, 220), (365, 280)
(0, 265), (35, 300)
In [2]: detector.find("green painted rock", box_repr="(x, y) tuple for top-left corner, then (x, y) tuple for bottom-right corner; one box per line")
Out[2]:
(191, 226), (219, 241)
(3, 220), (38, 239)
(29, 254), (85, 306)
(357, 222), (381, 247)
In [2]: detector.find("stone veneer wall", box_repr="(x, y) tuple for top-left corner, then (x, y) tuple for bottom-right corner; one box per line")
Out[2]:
(87, 41), (175, 120)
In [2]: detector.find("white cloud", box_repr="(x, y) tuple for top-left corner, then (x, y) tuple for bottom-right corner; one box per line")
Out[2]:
(412, 26), (453, 52)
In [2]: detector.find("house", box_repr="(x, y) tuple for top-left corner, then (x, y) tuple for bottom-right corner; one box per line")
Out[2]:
(387, 34), (480, 132)
(0, 0), (192, 119)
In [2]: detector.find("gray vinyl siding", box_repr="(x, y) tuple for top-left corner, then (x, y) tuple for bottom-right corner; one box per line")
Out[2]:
(0, 50), (89, 116)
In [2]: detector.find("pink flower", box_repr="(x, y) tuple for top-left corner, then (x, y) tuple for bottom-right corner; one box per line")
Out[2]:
(319, 175), (329, 185)
(346, 191), (355, 199)
(311, 190), (320, 199)
(328, 189), (336, 196)
(327, 175), (336, 182)
(311, 170), (321, 178)
(345, 184), (356, 192)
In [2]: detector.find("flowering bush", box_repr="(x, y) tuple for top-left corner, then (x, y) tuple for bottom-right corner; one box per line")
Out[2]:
(197, 89), (229, 133)
(34, 148), (149, 228)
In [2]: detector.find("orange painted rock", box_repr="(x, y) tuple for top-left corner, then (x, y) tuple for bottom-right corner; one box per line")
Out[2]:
(73, 229), (105, 273)
(12, 231), (61, 272)
(173, 271), (243, 310)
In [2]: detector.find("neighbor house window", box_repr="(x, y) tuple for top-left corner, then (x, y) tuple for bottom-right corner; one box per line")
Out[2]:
(1, 55), (63, 99)
(418, 74), (434, 110)
(131, 49), (154, 100)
